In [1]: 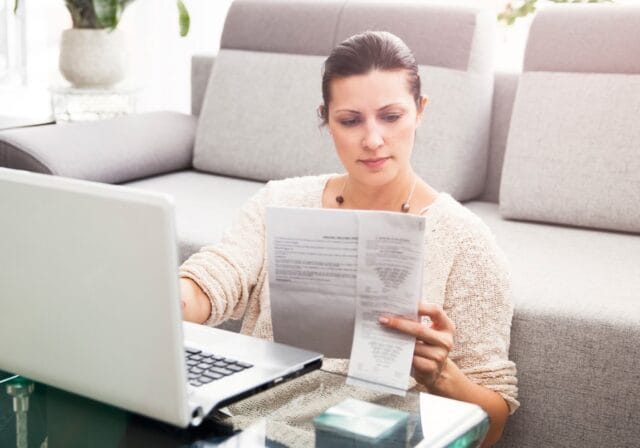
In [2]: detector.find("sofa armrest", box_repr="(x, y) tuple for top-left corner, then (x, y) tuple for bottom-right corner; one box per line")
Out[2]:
(0, 111), (197, 184)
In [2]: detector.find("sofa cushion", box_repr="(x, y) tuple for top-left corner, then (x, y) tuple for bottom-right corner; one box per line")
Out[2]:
(418, 65), (493, 200)
(124, 170), (264, 263)
(335, 3), (494, 73)
(524, 5), (640, 74)
(499, 71), (640, 233)
(193, 49), (340, 181)
(220, 0), (343, 56)
(466, 200), (640, 448)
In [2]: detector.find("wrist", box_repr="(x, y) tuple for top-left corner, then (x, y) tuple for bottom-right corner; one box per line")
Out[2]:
(430, 358), (458, 396)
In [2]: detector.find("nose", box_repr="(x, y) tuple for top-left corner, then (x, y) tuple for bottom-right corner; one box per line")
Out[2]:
(361, 120), (384, 150)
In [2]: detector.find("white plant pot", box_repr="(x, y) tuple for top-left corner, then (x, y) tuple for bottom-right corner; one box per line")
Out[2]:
(59, 28), (127, 88)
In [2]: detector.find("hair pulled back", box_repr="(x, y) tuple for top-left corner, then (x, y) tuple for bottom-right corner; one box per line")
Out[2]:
(319, 31), (422, 125)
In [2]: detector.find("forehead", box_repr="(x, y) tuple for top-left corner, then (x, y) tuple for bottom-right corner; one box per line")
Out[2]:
(329, 69), (413, 110)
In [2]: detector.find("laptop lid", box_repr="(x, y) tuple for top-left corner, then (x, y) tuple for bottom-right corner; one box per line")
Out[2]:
(0, 168), (191, 426)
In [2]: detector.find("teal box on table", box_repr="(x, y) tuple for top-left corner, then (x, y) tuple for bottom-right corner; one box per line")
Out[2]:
(313, 398), (410, 447)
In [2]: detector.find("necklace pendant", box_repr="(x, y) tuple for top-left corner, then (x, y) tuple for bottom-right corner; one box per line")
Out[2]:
(336, 195), (344, 205)
(401, 202), (410, 213)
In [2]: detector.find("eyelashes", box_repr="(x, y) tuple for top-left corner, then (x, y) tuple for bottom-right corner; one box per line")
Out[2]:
(339, 114), (402, 127)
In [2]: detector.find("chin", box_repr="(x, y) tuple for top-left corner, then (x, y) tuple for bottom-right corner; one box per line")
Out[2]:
(354, 166), (398, 187)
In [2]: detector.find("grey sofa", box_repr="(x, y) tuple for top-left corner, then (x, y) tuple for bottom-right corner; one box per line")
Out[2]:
(1, 1), (638, 447)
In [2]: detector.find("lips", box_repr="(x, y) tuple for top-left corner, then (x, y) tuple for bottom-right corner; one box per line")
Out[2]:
(359, 156), (390, 169)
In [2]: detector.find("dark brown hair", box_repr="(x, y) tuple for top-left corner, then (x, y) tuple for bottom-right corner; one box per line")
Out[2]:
(319, 31), (422, 125)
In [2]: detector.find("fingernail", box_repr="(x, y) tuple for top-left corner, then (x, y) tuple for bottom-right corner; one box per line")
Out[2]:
(378, 317), (389, 325)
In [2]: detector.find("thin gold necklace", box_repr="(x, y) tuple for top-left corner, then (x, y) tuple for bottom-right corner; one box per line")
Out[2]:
(336, 175), (418, 213)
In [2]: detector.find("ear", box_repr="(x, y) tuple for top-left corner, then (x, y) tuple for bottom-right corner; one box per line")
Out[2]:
(415, 95), (429, 125)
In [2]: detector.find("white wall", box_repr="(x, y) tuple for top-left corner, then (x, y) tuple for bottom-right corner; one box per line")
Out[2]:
(0, 0), (232, 116)
(125, 0), (233, 113)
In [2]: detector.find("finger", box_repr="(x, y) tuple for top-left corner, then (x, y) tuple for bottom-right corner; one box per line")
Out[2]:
(418, 303), (455, 333)
(414, 343), (449, 365)
(379, 315), (424, 339)
(412, 356), (439, 378)
(380, 316), (453, 349)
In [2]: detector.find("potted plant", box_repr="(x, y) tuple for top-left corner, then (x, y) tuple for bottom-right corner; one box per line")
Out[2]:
(14, 0), (190, 88)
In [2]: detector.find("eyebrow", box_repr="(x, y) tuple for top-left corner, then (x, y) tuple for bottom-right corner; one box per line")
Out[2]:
(334, 103), (407, 114)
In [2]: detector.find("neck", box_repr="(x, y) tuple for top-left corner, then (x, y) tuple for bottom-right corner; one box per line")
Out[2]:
(341, 170), (417, 212)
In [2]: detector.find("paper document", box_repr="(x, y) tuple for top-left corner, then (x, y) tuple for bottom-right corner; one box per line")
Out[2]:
(267, 207), (425, 395)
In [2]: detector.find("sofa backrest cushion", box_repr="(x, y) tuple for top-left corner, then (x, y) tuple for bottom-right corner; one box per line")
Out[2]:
(194, 49), (340, 180)
(193, 0), (495, 201)
(499, 5), (640, 233)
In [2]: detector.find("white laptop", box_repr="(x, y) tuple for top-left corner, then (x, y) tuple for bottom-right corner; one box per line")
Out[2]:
(0, 168), (322, 427)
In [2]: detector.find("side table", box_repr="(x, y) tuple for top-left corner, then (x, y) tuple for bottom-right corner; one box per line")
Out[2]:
(49, 85), (140, 122)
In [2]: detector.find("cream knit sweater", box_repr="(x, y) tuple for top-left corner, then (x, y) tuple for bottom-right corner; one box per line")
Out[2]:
(180, 174), (519, 428)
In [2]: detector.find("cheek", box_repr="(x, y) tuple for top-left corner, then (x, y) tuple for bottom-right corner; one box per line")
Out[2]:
(389, 119), (418, 148)
(329, 128), (359, 154)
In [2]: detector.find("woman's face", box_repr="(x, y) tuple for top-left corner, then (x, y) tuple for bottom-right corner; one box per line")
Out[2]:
(326, 69), (426, 187)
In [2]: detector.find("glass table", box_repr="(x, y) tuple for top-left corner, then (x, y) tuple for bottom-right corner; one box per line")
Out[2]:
(0, 368), (488, 447)
(49, 85), (139, 122)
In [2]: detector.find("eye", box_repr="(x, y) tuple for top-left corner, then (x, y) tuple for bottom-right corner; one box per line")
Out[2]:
(382, 114), (401, 123)
(339, 118), (361, 127)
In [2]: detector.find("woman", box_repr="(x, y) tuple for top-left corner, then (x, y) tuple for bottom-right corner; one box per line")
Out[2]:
(180, 31), (518, 446)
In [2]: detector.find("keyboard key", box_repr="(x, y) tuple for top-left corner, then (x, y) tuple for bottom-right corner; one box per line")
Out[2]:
(203, 371), (223, 380)
(227, 364), (244, 372)
(236, 361), (253, 369)
(197, 362), (213, 369)
(186, 359), (198, 366)
(190, 355), (203, 361)
(221, 358), (238, 364)
(213, 361), (228, 368)
(186, 348), (201, 355)
(191, 367), (204, 374)
(209, 367), (233, 376)
(199, 376), (213, 384)
(190, 380), (203, 387)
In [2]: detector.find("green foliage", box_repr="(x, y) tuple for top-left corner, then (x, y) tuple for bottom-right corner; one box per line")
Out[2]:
(12, 0), (190, 36)
(177, 0), (189, 37)
(498, 0), (613, 25)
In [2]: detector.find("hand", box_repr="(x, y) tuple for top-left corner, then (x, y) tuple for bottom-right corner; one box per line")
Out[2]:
(180, 277), (212, 324)
(378, 302), (455, 390)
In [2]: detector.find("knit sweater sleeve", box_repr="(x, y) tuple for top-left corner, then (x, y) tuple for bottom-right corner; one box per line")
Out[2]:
(444, 223), (520, 414)
(179, 185), (268, 327)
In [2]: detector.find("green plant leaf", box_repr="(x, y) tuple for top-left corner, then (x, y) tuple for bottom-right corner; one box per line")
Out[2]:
(177, 0), (190, 37)
(93, 0), (122, 29)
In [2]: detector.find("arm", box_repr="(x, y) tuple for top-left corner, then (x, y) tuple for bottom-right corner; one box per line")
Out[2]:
(179, 185), (269, 327)
(381, 305), (509, 446)
(180, 277), (211, 324)
(380, 229), (518, 446)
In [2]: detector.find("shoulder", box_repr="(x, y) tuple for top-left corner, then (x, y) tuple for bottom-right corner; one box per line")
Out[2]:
(427, 194), (506, 265)
(429, 194), (492, 239)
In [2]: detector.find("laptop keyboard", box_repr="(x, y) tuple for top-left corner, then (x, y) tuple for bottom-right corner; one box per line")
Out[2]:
(184, 347), (253, 387)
